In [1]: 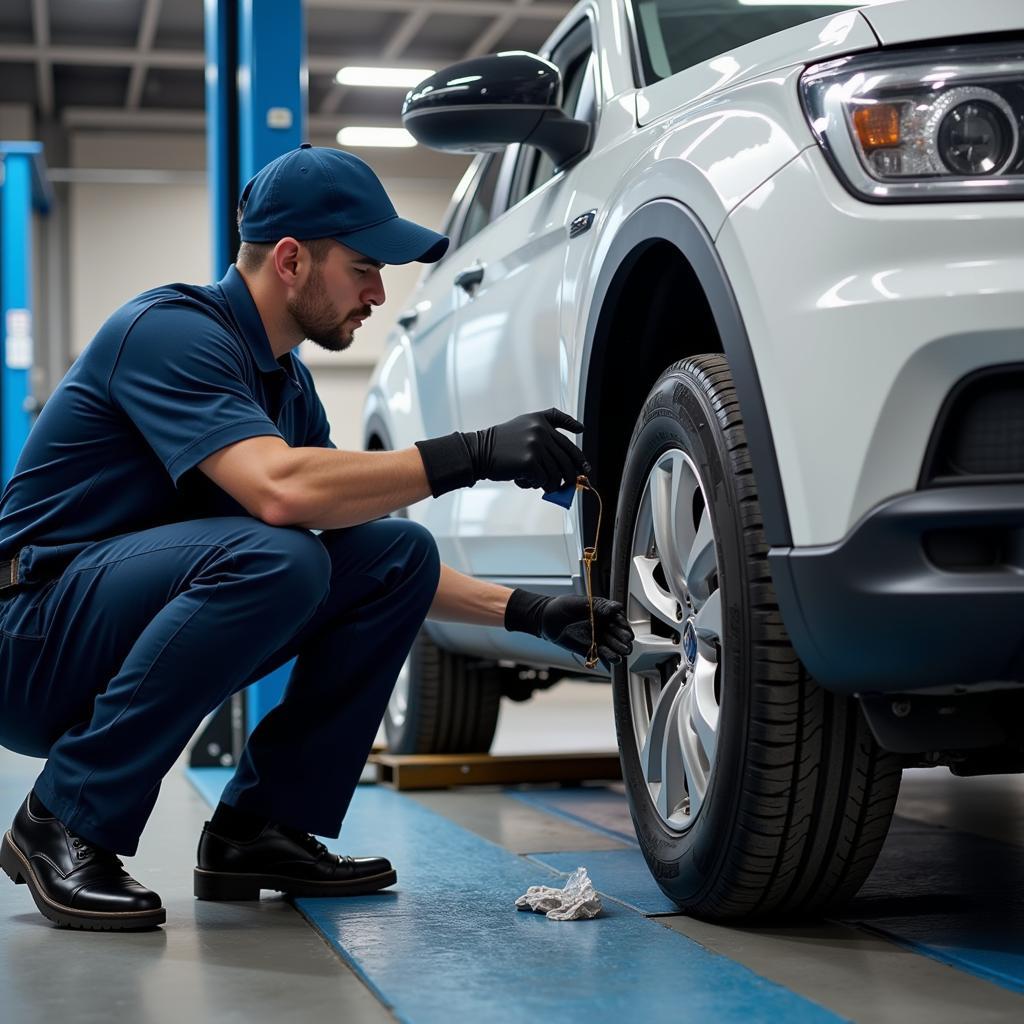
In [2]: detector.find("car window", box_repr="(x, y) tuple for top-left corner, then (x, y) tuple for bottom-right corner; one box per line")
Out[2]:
(631, 0), (857, 83)
(507, 19), (598, 208)
(424, 159), (484, 276)
(456, 153), (502, 249)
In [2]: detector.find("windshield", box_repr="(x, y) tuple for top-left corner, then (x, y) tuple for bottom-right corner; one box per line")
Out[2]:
(631, 0), (865, 83)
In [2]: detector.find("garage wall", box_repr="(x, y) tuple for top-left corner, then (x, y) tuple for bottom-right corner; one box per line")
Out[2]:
(70, 181), (212, 353)
(65, 130), (468, 450)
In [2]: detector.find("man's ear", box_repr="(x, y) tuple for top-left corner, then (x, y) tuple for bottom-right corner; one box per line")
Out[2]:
(272, 237), (302, 284)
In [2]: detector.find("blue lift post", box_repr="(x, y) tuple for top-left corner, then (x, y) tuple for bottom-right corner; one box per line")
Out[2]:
(0, 142), (52, 488)
(204, 0), (306, 750)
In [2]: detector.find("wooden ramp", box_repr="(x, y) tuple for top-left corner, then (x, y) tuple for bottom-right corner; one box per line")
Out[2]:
(369, 751), (622, 791)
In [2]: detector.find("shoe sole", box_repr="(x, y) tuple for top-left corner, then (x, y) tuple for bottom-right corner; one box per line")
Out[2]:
(193, 866), (398, 901)
(0, 831), (166, 931)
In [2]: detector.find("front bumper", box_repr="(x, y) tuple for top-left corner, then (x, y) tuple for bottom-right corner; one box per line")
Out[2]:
(717, 145), (1024, 548)
(769, 483), (1024, 695)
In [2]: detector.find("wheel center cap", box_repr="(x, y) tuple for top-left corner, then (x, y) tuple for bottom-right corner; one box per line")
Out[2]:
(681, 618), (698, 667)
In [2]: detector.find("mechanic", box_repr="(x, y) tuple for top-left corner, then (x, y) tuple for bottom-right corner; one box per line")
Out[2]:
(0, 145), (633, 931)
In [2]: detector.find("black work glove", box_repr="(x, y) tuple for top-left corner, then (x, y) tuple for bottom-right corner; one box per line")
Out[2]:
(504, 589), (634, 669)
(414, 408), (589, 498)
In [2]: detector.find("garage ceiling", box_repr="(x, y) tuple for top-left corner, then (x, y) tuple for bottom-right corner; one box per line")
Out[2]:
(0, 0), (574, 133)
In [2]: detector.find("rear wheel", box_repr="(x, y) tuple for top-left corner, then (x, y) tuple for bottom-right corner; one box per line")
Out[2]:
(610, 355), (902, 920)
(384, 632), (503, 754)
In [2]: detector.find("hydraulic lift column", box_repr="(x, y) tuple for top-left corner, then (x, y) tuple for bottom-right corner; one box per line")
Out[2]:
(0, 142), (51, 488)
(191, 0), (306, 767)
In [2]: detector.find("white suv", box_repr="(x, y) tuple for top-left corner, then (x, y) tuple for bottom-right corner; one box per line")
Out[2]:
(363, 0), (1024, 919)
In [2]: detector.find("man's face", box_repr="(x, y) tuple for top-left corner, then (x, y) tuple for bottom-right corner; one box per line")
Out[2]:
(287, 241), (386, 352)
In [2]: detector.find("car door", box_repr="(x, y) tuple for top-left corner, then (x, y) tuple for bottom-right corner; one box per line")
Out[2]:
(384, 156), (499, 563)
(447, 14), (601, 578)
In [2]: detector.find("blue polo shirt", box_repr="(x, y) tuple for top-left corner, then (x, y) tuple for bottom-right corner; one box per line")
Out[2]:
(0, 266), (334, 570)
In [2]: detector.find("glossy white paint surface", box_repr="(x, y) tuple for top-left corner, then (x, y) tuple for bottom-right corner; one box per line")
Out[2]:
(861, 0), (1024, 46)
(720, 145), (1024, 546)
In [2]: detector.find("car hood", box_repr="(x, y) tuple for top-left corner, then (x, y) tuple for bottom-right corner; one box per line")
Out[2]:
(637, 7), (878, 127)
(636, 0), (1024, 128)
(860, 0), (1024, 46)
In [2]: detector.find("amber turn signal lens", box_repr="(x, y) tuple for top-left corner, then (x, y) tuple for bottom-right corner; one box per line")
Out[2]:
(852, 104), (901, 151)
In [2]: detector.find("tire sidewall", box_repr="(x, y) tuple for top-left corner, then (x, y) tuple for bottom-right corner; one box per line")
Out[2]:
(383, 632), (430, 753)
(610, 364), (751, 904)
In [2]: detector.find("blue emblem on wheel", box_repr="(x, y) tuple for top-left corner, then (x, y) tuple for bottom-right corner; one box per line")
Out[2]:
(682, 620), (698, 666)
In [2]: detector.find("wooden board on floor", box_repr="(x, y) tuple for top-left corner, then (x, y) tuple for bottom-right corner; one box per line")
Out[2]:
(369, 751), (622, 791)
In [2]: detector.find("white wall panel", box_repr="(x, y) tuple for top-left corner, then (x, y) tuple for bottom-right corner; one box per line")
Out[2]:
(66, 134), (464, 451)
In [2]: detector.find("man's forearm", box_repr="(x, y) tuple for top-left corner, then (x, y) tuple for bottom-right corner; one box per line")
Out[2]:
(427, 563), (513, 627)
(279, 446), (434, 530)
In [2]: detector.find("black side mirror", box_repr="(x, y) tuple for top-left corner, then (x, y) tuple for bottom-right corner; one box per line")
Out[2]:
(402, 51), (591, 170)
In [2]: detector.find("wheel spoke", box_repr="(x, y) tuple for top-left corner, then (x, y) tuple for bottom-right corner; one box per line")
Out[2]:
(684, 506), (716, 605)
(677, 684), (709, 819)
(627, 631), (679, 676)
(690, 653), (719, 771)
(651, 455), (698, 607)
(639, 666), (684, 785)
(693, 588), (722, 659)
(388, 657), (411, 728)
(629, 555), (680, 631)
(655, 680), (689, 821)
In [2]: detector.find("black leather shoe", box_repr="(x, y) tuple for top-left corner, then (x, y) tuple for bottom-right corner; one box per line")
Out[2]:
(194, 821), (396, 900)
(0, 795), (165, 930)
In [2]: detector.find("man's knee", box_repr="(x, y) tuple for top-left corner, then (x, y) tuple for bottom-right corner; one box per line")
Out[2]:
(226, 520), (333, 609)
(378, 518), (440, 593)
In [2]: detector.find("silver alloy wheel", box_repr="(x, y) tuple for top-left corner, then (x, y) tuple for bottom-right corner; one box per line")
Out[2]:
(388, 653), (411, 730)
(626, 449), (723, 831)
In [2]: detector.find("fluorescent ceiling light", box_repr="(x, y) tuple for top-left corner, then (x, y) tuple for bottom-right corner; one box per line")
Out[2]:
(337, 127), (417, 149)
(335, 66), (434, 88)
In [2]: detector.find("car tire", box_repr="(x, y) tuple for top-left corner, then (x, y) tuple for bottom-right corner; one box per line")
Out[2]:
(609, 354), (902, 920)
(384, 632), (503, 754)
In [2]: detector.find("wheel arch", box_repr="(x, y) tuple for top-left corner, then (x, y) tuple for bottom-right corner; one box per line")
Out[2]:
(578, 197), (792, 578)
(364, 416), (389, 451)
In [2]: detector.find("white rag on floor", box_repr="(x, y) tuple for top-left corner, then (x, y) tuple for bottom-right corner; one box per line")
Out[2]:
(515, 866), (603, 921)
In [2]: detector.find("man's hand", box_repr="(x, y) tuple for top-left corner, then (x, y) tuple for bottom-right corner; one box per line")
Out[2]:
(414, 408), (589, 498)
(504, 589), (634, 669)
(464, 408), (589, 492)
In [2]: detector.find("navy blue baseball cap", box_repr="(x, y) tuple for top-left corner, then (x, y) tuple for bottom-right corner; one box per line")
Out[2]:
(238, 144), (449, 264)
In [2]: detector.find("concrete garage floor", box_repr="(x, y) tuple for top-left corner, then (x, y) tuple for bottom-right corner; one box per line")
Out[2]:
(2, 682), (1023, 1023)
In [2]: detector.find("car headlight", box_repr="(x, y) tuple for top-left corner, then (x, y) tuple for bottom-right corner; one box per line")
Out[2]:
(800, 44), (1024, 201)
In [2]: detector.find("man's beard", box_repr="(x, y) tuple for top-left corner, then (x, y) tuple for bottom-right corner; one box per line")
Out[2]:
(286, 268), (369, 352)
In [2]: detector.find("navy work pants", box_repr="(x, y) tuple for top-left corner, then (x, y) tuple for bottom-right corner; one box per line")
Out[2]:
(0, 516), (440, 855)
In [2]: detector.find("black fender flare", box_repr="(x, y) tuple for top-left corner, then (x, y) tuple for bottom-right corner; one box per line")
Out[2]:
(363, 413), (391, 451)
(578, 198), (792, 547)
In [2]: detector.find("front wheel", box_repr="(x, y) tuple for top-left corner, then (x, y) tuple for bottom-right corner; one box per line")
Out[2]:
(610, 355), (902, 920)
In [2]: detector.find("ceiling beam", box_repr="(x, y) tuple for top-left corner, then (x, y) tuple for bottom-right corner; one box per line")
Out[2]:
(464, 0), (539, 59)
(30, 0), (53, 120)
(63, 106), (205, 131)
(0, 43), (438, 78)
(125, 0), (164, 109)
(61, 106), (402, 136)
(0, 43), (201, 69)
(319, 5), (431, 115)
(305, 0), (570, 16)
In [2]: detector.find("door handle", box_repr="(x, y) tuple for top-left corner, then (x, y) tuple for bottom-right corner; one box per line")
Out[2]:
(397, 309), (418, 330)
(454, 264), (485, 294)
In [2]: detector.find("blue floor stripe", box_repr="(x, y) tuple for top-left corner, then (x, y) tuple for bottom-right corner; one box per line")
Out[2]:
(506, 783), (1024, 997)
(186, 768), (845, 1024)
(510, 788), (639, 847)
